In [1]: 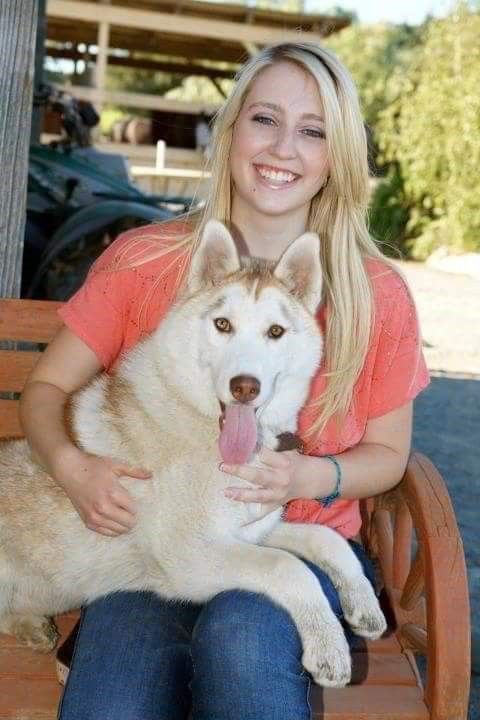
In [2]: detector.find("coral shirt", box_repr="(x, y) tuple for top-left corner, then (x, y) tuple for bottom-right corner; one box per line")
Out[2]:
(59, 223), (430, 539)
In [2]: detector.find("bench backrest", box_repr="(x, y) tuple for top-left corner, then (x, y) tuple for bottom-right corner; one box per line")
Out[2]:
(0, 299), (63, 439)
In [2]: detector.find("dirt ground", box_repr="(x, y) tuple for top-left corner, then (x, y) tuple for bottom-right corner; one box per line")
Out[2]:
(396, 260), (480, 719)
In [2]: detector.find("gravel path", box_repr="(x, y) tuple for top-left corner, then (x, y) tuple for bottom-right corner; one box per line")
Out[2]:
(396, 261), (479, 719)
(397, 261), (480, 376)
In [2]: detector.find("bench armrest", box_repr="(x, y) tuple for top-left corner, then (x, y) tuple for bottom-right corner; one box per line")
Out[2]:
(361, 451), (471, 720)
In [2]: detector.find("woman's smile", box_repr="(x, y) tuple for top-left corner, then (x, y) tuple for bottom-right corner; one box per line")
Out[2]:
(253, 163), (301, 189)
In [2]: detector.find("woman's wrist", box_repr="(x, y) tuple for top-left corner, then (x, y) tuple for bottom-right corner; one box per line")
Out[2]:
(291, 451), (339, 502)
(315, 455), (342, 506)
(293, 441), (410, 505)
(50, 443), (85, 486)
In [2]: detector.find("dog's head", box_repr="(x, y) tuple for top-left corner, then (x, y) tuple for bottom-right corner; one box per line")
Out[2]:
(159, 219), (323, 460)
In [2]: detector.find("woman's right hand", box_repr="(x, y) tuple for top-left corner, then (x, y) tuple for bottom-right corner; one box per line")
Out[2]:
(19, 327), (152, 537)
(53, 447), (152, 537)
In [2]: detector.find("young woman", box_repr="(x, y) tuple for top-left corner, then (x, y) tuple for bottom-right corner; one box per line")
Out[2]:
(20, 41), (429, 719)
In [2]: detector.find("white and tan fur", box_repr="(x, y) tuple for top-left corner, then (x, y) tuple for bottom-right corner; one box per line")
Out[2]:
(0, 220), (385, 687)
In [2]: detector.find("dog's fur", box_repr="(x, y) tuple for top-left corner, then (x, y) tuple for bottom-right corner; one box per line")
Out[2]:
(0, 220), (386, 686)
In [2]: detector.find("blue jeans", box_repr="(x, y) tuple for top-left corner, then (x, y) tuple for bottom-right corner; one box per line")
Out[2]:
(58, 541), (375, 720)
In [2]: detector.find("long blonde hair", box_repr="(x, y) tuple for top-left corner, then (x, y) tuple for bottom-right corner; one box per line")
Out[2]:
(113, 41), (396, 440)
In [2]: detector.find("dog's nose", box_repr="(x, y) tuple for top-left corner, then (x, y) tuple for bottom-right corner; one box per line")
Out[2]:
(230, 375), (261, 403)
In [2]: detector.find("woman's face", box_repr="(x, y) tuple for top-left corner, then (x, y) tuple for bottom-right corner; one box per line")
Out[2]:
(230, 60), (330, 222)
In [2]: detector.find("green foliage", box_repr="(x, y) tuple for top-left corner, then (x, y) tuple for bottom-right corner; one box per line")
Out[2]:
(377, 4), (480, 258)
(106, 62), (184, 117)
(99, 107), (126, 135)
(368, 167), (412, 257)
(317, 5), (358, 21)
(325, 22), (423, 256)
(325, 23), (421, 130)
(326, 6), (480, 257)
(165, 75), (232, 105)
(106, 54), (233, 112)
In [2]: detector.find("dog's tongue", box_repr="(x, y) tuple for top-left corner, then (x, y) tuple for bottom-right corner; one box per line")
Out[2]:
(218, 404), (257, 464)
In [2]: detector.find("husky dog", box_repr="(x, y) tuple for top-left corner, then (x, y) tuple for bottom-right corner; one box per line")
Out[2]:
(0, 220), (385, 687)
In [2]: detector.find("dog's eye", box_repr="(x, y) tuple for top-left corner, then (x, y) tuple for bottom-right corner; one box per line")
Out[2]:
(214, 317), (232, 333)
(268, 324), (285, 339)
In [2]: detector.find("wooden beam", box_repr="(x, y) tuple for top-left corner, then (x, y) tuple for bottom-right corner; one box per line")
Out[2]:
(0, 1), (38, 298)
(64, 84), (220, 114)
(47, 21), (248, 63)
(61, 0), (350, 33)
(130, 167), (210, 179)
(47, 0), (324, 45)
(46, 46), (237, 78)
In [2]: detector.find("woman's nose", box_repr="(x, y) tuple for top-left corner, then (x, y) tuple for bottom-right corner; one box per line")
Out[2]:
(271, 127), (297, 158)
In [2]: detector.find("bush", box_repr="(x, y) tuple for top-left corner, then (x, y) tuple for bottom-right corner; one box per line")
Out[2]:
(368, 166), (411, 257)
(325, 23), (421, 132)
(377, 4), (480, 258)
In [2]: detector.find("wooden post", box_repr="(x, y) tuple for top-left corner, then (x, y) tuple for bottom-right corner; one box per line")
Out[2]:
(31, 0), (47, 145)
(95, 0), (111, 115)
(95, 22), (110, 110)
(243, 42), (259, 57)
(0, 1), (38, 299)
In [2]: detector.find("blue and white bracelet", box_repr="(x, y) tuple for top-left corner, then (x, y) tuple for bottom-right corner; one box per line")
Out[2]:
(316, 454), (342, 507)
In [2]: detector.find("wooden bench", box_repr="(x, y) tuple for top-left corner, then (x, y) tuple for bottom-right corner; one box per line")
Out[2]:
(0, 298), (471, 719)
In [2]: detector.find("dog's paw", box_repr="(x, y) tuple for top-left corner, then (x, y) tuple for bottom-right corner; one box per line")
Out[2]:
(301, 620), (351, 687)
(2, 615), (59, 653)
(341, 575), (387, 640)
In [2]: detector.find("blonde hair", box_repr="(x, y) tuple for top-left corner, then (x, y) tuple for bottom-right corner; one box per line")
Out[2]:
(112, 41), (400, 442)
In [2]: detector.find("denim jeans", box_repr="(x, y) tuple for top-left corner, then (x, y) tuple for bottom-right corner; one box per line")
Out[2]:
(58, 540), (374, 720)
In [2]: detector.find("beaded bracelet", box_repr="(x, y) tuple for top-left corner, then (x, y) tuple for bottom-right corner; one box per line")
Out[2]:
(316, 454), (342, 507)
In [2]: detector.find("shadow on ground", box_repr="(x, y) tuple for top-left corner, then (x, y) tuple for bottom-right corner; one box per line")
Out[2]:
(413, 374), (479, 720)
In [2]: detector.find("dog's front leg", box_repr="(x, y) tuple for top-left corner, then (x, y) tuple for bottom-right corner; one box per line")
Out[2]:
(263, 522), (386, 640)
(207, 542), (351, 687)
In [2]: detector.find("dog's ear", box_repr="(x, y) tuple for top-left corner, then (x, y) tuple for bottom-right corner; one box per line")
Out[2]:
(188, 220), (241, 292)
(273, 233), (322, 314)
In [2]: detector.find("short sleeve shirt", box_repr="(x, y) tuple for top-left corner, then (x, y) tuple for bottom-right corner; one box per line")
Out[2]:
(59, 223), (430, 539)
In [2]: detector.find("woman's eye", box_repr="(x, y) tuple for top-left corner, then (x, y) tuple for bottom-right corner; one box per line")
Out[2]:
(302, 128), (326, 139)
(268, 324), (285, 339)
(214, 317), (232, 333)
(252, 114), (275, 126)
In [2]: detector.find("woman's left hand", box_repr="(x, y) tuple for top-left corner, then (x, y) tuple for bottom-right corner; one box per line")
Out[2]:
(220, 448), (305, 504)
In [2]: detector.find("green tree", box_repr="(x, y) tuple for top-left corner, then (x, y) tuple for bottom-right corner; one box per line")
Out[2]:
(377, 3), (480, 257)
(325, 22), (424, 255)
(106, 60), (184, 115)
(325, 22), (421, 131)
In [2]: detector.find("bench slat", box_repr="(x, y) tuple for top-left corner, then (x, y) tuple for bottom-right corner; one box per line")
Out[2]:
(0, 299), (63, 343)
(0, 675), (61, 719)
(0, 644), (427, 720)
(0, 400), (22, 439)
(0, 641), (425, 720)
(319, 685), (429, 719)
(350, 632), (402, 654)
(350, 651), (417, 686)
(0, 350), (41, 391)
